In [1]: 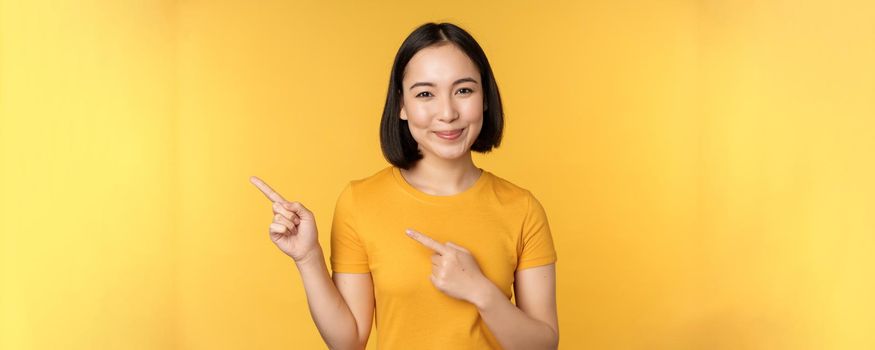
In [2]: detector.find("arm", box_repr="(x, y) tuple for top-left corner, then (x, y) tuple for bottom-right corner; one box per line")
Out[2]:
(295, 247), (375, 350)
(248, 177), (374, 349)
(473, 264), (559, 350)
(404, 229), (558, 350)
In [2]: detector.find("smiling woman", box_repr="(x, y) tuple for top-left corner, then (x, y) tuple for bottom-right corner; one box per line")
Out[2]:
(398, 43), (486, 169)
(380, 23), (504, 172)
(252, 22), (558, 350)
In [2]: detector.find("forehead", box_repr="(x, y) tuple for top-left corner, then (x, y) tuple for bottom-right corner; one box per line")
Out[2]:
(403, 43), (480, 86)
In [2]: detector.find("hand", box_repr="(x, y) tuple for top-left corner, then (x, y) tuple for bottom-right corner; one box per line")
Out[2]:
(405, 228), (496, 306)
(250, 176), (320, 263)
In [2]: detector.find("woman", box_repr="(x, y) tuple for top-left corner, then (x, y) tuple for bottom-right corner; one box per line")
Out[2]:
(251, 22), (558, 350)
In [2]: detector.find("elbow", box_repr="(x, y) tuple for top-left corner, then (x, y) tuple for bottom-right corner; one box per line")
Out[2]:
(351, 332), (368, 350)
(324, 334), (366, 350)
(546, 324), (559, 350)
(327, 343), (365, 350)
(348, 337), (369, 350)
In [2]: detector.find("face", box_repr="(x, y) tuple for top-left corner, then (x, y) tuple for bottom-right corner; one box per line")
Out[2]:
(400, 43), (485, 162)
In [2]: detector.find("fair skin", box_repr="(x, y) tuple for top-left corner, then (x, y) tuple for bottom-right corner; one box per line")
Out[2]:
(250, 42), (557, 350)
(397, 42), (484, 195)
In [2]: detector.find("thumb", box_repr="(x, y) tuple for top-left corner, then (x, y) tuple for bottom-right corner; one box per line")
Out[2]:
(283, 201), (314, 220)
(445, 241), (469, 252)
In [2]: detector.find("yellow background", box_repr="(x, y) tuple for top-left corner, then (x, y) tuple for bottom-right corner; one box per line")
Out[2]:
(2, 1), (873, 349)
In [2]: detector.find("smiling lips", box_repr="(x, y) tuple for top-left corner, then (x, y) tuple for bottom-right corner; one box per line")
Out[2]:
(434, 128), (464, 140)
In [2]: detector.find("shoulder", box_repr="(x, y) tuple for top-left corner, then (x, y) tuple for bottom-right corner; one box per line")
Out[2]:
(337, 166), (396, 202)
(348, 166), (394, 190)
(483, 172), (552, 234)
(333, 167), (395, 215)
(486, 171), (539, 207)
(350, 166), (394, 186)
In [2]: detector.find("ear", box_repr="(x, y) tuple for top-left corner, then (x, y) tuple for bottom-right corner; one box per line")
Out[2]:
(483, 99), (488, 111)
(400, 100), (408, 121)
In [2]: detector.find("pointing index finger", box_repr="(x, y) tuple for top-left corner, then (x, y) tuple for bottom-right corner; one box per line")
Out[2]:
(405, 229), (448, 255)
(249, 176), (287, 203)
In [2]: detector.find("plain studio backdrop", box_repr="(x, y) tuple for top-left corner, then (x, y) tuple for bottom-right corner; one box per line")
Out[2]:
(1, 0), (873, 349)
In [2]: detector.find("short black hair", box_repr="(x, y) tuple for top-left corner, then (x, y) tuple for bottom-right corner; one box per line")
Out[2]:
(380, 22), (504, 170)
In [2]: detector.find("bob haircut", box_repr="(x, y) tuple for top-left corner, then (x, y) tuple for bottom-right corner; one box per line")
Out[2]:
(380, 22), (504, 170)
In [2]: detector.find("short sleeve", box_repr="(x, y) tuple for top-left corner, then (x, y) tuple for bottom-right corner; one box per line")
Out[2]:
(516, 191), (558, 270)
(329, 182), (370, 273)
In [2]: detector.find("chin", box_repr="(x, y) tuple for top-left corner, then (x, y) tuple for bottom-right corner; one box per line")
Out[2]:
(430, 147), (470, 161)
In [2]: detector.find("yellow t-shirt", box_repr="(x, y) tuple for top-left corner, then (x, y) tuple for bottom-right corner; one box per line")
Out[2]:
(329, 166), (557, 350)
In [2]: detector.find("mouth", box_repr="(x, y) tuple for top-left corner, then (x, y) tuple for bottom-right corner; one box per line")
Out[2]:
(434, 128), (464, 140)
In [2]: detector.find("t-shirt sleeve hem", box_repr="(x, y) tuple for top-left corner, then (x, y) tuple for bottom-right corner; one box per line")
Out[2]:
(516, 254), (557, 271)
(330, 262), (371, 274)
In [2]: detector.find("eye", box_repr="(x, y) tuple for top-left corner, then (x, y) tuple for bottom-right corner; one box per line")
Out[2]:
(415, 91), (433, 98)
(456, 88), (474, 95)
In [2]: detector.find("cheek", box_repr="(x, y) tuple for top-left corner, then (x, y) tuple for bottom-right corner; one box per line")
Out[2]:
(459, 96), (483, 116)
(404, 103), (431, 129)
(461, 101), (484, 125)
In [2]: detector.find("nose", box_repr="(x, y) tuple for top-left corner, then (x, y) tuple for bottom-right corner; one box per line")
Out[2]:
(436, 95), (459, 124)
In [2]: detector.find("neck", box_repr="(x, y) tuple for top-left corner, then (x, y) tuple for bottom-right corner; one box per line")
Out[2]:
(400, 152), (482, 196)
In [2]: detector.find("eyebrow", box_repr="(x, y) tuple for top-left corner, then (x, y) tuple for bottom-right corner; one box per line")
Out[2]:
(408, 77), (479, 91)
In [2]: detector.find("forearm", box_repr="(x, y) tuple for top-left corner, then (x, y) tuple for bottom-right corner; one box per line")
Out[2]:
(473, 285), (558, 350)
(295, 247), (363, 350)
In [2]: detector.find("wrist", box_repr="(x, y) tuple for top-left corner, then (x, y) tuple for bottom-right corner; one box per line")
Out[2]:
(472, 278), (503, 311)
(294, 246), (324, 267)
